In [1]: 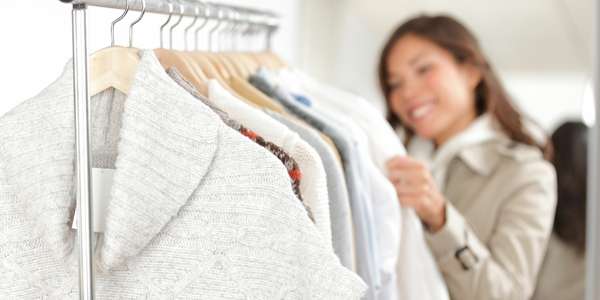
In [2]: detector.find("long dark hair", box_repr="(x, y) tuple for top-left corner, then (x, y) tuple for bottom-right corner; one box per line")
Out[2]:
(378, 15), (551, 159)
(552, 121), (588, 254)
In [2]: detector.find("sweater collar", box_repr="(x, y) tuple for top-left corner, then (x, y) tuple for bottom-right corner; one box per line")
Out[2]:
(1, 50), (219, 271)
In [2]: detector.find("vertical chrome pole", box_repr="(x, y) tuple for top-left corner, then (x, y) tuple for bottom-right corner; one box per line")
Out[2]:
(266, 25), (276, 51)
(586, 1), (599, 299)
(72, 3), (95, 299)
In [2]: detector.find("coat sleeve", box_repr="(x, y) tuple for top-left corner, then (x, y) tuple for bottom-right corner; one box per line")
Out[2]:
(425, 160), (557, 300)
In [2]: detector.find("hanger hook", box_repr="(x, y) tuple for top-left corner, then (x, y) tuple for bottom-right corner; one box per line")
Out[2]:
(159, 0), (174, 49)
(110, 0), (129, 47)
(262, 14), (278, 51)
(128, 0), (146, 48)
(241, 12), (255, 37)
(169, 0), (185, 50)
(184, 1), (201, 51)
(238, 11), (249, 51)
(194, 1), (210, 51)
(223, 9), (239, 52)
(217, 7), (233, 51)
(241, 12), (256, 51)
(244, 13), (262, 52)
(231, 10), (243, 51)
(208, 5), (225, 51)
(270, 17), (280, 51)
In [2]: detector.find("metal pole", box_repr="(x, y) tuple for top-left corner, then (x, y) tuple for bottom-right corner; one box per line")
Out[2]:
(72, 3), (95, 299)
(67, 0), (279, 20)
(586, 0), (599, 299)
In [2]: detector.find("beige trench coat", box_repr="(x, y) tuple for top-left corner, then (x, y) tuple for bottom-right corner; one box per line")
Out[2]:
(424, 138), (557, 300)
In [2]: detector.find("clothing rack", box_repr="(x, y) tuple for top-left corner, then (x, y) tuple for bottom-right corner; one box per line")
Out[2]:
(58, 1), (280, 298)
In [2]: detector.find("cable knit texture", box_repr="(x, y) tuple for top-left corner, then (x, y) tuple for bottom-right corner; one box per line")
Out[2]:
(0, 51), (365, 298)
(207, 80), (333, 247)
(267, 111), (356, 271)
(166, 68), (310, 220)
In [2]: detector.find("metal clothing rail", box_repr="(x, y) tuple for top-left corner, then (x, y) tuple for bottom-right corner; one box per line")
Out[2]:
(58, 1), (280, 299)
(64, 0), (280, 21)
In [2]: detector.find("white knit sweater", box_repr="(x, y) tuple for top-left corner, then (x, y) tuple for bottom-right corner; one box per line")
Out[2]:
(207, 80), (333, 247)
(0, 51), (365, 299)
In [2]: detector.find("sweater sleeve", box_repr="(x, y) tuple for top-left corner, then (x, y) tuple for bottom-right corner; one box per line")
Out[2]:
(0, 162), (10, 207)
(425, 160), (557, 300)
(0, 162), (16, 242)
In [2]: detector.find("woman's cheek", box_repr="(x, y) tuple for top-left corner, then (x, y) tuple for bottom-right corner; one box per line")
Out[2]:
(390, 95), (405, 121)
(424, 68), (442, 92)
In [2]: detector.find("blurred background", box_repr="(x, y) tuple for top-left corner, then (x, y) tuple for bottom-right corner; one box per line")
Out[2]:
(0, 0), (595, 133)
(299, 0), (595, 132)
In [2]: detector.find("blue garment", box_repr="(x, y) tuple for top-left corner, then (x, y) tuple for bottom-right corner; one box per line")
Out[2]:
(291, 93), (312, 107)
(250, 74), (381, 300)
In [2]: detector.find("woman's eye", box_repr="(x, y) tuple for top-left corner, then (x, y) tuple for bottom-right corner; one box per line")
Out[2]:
(417, 64), (431, 75)
(388, 81), (403, 91)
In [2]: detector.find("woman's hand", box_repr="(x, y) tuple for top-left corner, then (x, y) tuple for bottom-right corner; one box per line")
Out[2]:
(386, 155), (447, 232)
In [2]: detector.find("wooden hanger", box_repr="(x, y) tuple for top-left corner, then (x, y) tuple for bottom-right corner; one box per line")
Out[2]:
(89, 1), (142, 97)
(230, 52), (257, 78)
(153, 2), (211, 96)
(89, 47), (140, 96)
(264, 51), (288, 69)
(154, 48), (209, 96)
(188, 51), (249, 99)
(193, 51), (227, 81)
(220, 52), (248, 78)
(179, 8), (233, 87)
(249, 52), (270, 70)
(240, 53), (260, 76)
(212, 52), (238, 79)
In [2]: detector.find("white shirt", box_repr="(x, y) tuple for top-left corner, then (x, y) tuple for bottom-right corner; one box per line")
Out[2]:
(279, 70), (449, 300)
(276, 70), (447, 300)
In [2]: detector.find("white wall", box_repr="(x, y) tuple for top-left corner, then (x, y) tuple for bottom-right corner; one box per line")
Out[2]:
(298, 0), (595, 133)
(1, 1), (595, 133)
(501, 72), (591, 132)
(0, 0), (301, 116)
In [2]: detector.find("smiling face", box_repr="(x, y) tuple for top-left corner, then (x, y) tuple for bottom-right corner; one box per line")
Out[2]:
(386, 33), (481, 146)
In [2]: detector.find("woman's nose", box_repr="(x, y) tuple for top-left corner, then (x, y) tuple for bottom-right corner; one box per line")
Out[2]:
(400, 80), (421, 103)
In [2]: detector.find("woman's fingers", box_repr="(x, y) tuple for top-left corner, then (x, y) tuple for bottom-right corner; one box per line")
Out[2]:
(388, 168), (431, 186)
(394, 182), (431, 197)
(386, 155), (423, 171)
(397, 195), (425, 212)
(386, 155), (442, 224)
(387, 156), (446, 230)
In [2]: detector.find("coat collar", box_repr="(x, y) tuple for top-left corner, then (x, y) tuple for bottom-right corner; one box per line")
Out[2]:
(1, 50), (219, 271)
(407, 114), (508, 188)
(456, 139), (508, 176)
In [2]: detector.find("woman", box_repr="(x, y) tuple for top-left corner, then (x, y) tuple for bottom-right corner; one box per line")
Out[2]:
(532, 122), (588, 300)
(378, 15), (557, 299)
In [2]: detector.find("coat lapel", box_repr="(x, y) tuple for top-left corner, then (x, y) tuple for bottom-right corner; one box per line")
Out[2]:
(0, 51), (220, 271)
(457, 140), (505, 176)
